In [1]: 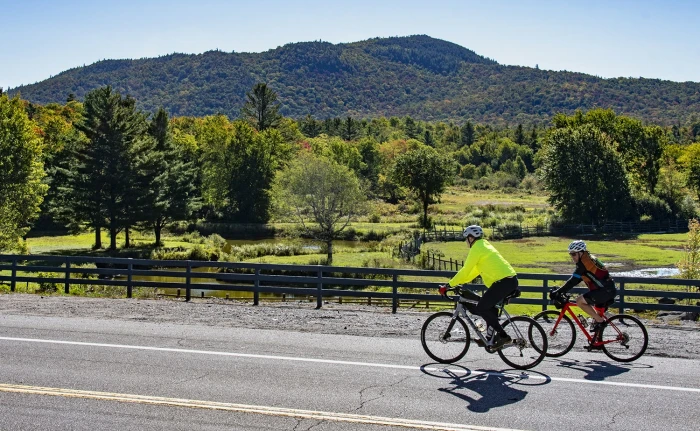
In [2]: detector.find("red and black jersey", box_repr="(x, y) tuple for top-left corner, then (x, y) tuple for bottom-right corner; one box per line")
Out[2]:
(562, 252), (611, 292)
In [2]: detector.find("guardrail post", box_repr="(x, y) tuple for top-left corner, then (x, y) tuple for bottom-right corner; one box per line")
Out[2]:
(254, 268), (260, 306)
(127, 259), (133, 298)
(64, 257), (70, 294)
(542, 279), (548, 311)
(316, 267), (323, 309)
(392, 273), (398, 314)
(618, 281), (625, 314)
(11, 256), (17, 292)
(185, 261), (191, 302)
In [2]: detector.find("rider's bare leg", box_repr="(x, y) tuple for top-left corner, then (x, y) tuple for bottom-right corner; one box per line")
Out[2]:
(576, 295), (605, 323)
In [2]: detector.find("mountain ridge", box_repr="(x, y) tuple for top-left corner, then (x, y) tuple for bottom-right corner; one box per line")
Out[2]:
(8, 35), (700, 125)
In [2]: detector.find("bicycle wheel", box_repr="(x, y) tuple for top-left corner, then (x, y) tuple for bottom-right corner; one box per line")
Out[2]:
(600, 314), (648, 362)
(533, 310), (576, 357)
(497, 316), (548, 370)
(421, 312), (471, 364)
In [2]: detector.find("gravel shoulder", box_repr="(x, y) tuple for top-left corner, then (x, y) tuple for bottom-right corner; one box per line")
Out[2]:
(1, 293), (698, 359)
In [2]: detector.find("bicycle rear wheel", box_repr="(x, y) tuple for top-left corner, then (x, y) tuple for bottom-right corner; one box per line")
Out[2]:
(497, 316), (548, 370)
(421, 312), (471, 363)
(533, 310), (576, 357)
(600, 314), (648, 362)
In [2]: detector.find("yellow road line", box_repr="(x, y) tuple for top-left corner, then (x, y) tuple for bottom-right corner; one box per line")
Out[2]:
(0, 383), (524, 431)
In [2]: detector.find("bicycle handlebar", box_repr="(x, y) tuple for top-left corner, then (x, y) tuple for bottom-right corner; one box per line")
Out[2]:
(439, 284), (461, 302)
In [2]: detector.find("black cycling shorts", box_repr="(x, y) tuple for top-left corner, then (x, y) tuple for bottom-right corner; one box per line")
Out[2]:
(582, 285), (616, 307)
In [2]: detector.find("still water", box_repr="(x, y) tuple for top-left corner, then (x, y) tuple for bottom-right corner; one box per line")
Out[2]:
(610, 267), (680, 278)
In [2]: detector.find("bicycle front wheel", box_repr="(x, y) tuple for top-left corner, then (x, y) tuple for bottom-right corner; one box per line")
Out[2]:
(533, 310), (576, 357)
(601, 314), (648, 362)
(421, 312), (471, 363)
(498, 316), (548, 370)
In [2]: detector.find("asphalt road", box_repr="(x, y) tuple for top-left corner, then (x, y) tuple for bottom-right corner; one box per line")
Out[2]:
(1, 314), (699, 431)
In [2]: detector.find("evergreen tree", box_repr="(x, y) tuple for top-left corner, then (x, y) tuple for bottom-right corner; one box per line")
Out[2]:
(404, 116), (418, 139)
(140, 108), (201, 245)
(514, 124), (525, 146)
(460, 121), (475, 147)
(357, 138), (383, 191)
(300, 114), (322, 138)
(67, 86), (148, 250)
(340, 116), (361, 141)
(529, 125), (539, 151)
(241, 82), (282, 131)
(423, 130), (434, 147)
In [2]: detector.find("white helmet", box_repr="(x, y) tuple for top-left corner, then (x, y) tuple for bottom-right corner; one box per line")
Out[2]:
(463, 225), (484, 239)
(568, 240), (587, 253)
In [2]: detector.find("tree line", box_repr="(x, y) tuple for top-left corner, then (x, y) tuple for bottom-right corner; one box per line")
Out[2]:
(2, 83), (700, 260)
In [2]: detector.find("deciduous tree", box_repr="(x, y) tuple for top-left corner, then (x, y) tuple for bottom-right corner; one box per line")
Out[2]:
(0, 94), (48, 250)
(539, 124), (633, 224)
(274, 153), (365, 264)
(391, 146), (455, 228)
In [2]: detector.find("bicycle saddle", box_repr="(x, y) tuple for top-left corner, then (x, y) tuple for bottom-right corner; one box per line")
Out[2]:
(501, 289), (521, 305)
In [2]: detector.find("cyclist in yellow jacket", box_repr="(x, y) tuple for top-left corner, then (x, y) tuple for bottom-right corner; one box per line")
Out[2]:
(441, 225), (518, 349)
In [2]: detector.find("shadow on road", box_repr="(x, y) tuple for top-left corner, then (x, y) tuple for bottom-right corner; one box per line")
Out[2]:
(420, 364), (550, 413)
(552, 358), (652, 380)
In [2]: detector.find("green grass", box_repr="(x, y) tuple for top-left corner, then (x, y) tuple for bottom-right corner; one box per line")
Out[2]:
(436, 186), (550, 213)
(245, 251), (389, 267)
(425, 234), (685, 274)
(25, 231), (191, 255)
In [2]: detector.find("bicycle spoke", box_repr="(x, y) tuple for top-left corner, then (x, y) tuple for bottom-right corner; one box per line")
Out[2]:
(600, 315), (648, 362)
(421, 312), (471, 363)
(533, 310), (576, 357)
(497, 316), (547, 370)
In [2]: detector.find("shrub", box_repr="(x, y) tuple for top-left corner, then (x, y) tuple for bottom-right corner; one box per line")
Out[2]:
(459, 164), (477, 179)
(520, 174), (540, 191)
(678, 196), (699, 220)
(677, 219), (700, 284)
(633, 193), (672, 221)
(181, 231), (205, 244)
(36, 272), (59, 293)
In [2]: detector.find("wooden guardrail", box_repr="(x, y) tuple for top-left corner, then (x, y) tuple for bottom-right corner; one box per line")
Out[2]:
(1, 254), (699, 315)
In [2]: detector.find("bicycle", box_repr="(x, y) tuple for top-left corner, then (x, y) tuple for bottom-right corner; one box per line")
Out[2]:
(533, 292), (648, 362)
(420, 285), (548, 370)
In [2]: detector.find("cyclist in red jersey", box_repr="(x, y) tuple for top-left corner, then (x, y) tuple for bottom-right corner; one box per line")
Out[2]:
(551, 240), (617, 342)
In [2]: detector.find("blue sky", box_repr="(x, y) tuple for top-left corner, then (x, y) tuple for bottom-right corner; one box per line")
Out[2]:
(2, 0), (699, 89)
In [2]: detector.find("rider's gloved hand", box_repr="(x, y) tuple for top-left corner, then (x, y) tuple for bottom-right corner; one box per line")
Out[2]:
(549, 288), (564, 309)
(438, 285), (448, 297)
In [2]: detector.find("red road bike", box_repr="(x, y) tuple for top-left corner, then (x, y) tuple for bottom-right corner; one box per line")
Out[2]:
(533, 293), (648, 362)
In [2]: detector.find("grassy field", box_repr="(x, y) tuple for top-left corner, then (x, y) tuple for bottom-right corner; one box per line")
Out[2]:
(436, 186), (550, 212)
(24, 231), (192, 255)
(425, 233), (686, 275)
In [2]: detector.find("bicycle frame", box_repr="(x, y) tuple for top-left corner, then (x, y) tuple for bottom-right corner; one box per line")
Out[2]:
(450, 296), (520, 348)
(549, 299), (623, 347)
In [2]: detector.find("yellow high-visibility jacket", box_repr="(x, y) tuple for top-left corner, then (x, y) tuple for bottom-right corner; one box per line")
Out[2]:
(448, 239), (516, 288)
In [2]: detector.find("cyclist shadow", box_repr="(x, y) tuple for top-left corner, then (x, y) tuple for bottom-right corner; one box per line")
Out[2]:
(422, 365), (549, 413)
(553, 359), (650, 380)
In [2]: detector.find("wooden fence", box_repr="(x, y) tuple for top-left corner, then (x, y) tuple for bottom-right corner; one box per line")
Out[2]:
(1, 254), (698, 315)
(416, 219), (690, 243)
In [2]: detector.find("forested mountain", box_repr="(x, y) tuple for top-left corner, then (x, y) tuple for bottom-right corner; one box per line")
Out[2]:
(8, 35), (700, 125)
